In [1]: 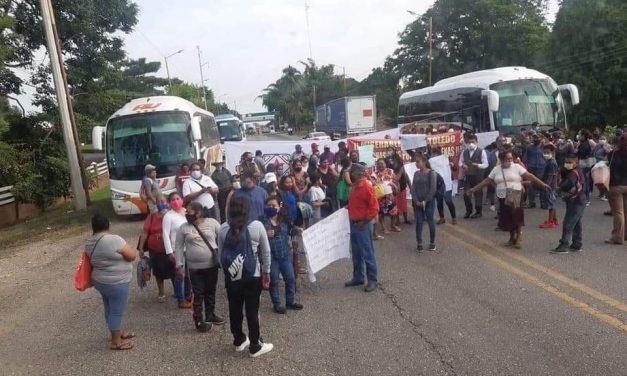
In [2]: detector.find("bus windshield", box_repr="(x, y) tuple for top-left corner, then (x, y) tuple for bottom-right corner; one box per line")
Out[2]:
(491, 79), (566, 129)
(106, 112), (196, 180)
(217, 120), (243, 141)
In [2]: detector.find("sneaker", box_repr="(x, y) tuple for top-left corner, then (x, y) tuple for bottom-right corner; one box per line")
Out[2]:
(364, 281), (377, 292)
(490, 205), (496, 212)
(600, 196), (608, 202)
(470, 212), (482, 219)
(344, 280), (364, 287)
(436, 218), (446, 225)
(234, 336), (250, 352)
(586, 201), (591, 207)
(416, 244), (424, 253)
(550, 247), (570, 254)
(206, 313), (225, 325)
(195, 321), (211, 333)
(463, 212), (472, 219)
(273, 305), (286, 314)
(250, 341), (274, 358)
(569, 247), (582, 253)
(428, 243), (437, 251)
(539, 221), (556, 229)
(286, 303), (304, 310)
(178, 301), (192, 309)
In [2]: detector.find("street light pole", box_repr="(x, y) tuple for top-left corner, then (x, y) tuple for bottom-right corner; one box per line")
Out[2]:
(196, 46), (208, 110)
(40, 0), (86, 210)
(164, 49), (184, 95)
(429, 16), (433, 86)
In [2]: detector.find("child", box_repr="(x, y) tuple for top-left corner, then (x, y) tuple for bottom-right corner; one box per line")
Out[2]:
(308, 173), (326, 224)
(540, 144), (559, 228)
(552, 154), (586, 254)
(261, 197), (304, 314)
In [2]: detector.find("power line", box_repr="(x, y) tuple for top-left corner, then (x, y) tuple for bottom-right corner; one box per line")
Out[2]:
(538, 48), (627, 71)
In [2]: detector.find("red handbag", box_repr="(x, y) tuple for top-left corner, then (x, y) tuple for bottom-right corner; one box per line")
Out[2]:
(75, 235), (105, 291)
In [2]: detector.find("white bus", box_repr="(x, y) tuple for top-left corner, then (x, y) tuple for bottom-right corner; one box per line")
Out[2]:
(92, 96), (222, 216)
(215, 113), (246, 142)
(398, 66), (580, 134)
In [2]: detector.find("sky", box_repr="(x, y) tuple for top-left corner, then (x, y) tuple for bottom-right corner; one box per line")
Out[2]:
(16, 0), (559, 115)
(122, 0), (559, 115)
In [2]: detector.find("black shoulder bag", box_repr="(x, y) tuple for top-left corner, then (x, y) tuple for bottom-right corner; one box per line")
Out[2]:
(192, 223), (221, 268)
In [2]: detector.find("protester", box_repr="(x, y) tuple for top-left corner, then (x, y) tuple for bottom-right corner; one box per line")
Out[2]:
(279, 175), (299, 223)
(162, 192), (192, 308)
(307, 155), (319, 176)
(292, 144), (305, 161)
(374, 158), (398, 234)
(555, 137), (575, 167)
(308, 173), (327, 224)
(175, 163), (191, 194)
(593, 135), (613, 200)
(254, 150), (266, 175)
(218, 196), (273, 357)
(576, 129), (596, 204)
(320, 145), (335, 165)
(225, 175), (241, 220)
(467, 151), (550, 249)
(345, 163), (379, 292)
(337, 156), (352, 208)
(138, 194), (174, 302)
(140, 164), (161, 213)
(317, 158), (338, 216)
(262, 172), (279, 198)
(606, 135), (627, 245)
(211, 160), (232, 223)
(87, 213), (137, 350)
(237, 152), (261, 181)
(291, 159), (309, 200)
(334, 141), (348, 165)
(198, 158), (211, 176)
(182, 162), (219, 219)
(310, 142), (320, 156)
(232, 172), (269, 223)
(174, 201), (224, 331)
(523, 133), (546, 208)
(539, 144), (559, 229)
(385, 146), (411, 226)
(261, 197), (303, 314)
(460, 134), (489, 218)
(411, 154), (438, 252)
(552, 154), (587, 253)
(429, 147), (456, 225)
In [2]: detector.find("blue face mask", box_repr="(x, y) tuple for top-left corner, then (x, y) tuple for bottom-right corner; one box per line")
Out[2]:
(156, 203), (168, 212)
(264, 207), (278, 218)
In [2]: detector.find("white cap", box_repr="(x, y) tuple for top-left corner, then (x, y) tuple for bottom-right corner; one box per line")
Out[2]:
(264, 172), (277, 184)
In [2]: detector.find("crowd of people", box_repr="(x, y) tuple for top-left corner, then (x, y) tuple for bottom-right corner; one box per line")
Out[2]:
(86, 126), (626, 356)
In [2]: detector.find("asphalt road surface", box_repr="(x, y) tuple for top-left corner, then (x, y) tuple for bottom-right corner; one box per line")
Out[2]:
(0, 133), (625, 375)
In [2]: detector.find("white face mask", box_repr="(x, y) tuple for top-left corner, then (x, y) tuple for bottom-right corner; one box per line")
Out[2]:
(232, 182), (241, 190)
(599, 139), (607, 145)
(564, 162), (575, 170)
(191, 170), (202, 179)
(468, 143), (477, 151)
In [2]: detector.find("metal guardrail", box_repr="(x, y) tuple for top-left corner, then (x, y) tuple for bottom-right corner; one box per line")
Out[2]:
(86, 160), (108, 177)
(0, 185), (14, 206)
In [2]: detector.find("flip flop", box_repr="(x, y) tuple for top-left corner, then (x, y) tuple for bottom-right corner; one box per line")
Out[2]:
(373, 235), (384, 240)
(121, 331), (136, 340)
(157, 295), (166, 303)
(110, 340), (134, 350)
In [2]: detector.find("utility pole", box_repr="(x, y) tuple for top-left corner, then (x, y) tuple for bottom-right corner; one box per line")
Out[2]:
(164, 49), (184, 95)
(429, 16), (433, 86)
(305, 1), (316, 130)
(196, 46), (208, 110)
(40, 0), (86, 209)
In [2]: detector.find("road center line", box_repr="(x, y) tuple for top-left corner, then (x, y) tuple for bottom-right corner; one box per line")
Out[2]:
(445, 224), (627, 314)
(441, 231), (627, 333)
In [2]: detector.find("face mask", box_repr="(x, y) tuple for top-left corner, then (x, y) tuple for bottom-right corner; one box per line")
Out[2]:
(599, 139), (607, 145)
(468, 143), (477, 151)
(232, 182), (241, 190)
(191, 170), (202, 179)
(264, 207), (278, 218)
(156, 203), (168, 212)
(543, 153), (552, 160)
(185, 214), (197, 224)
(564, 163), (575, 170)
(170, 198), (183, 210)
(294, 167), (302, 172)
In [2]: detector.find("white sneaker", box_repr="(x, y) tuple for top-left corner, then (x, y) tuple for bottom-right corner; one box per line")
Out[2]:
(250, 342), (274, 358)
(489, 205), (496, 212)
(234, 336), (250, 352)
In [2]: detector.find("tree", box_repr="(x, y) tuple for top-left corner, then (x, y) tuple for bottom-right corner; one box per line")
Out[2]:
(540, 0), (627, 130)
(389, 0), (550, 89)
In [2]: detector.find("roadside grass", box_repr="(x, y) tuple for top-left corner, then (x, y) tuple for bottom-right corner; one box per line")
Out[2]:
(0, 186), (117, 252)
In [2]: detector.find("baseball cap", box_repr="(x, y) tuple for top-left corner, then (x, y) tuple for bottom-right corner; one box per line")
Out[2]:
(144, 164), (156, 172)
(264, 172), (277, 184)
(311, 142), (319, 149)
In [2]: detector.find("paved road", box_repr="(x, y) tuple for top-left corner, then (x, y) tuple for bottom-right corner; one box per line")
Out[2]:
(0, 133), (625, 375)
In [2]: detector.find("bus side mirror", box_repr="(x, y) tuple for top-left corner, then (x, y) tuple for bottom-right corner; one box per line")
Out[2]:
(92, 126), (105, 150)
(558, 84), (580, 107)
(191, 116), (202, 141)
(481, 90), (500, 112)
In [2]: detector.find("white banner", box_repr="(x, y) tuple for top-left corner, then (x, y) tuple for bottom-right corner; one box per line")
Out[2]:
(476, 131), (499, 149)
(302, 208), (351, 283)
(399, 134), (428, 151)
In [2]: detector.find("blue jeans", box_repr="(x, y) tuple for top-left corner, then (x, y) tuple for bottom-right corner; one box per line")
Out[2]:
(93, 281), (130, 331)
(559, 200), (586, 249)
(173, 266), (192, 303)
(269, 253), (296, 307)
(436, 190), (456, 219)
(415, 199), (436, 244)
(350, 221), (378, 283)
(581, 167), (592, 202)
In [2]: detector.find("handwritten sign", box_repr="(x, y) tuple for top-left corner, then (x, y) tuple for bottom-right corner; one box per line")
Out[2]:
(302, 208), (351, 283)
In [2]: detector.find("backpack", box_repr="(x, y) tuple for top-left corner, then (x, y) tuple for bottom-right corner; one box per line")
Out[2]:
(220, 227), (257, 283)
(435, 171), (445, 196)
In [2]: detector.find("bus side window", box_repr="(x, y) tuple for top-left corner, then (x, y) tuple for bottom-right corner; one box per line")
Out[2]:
(195, 113), (220, 148)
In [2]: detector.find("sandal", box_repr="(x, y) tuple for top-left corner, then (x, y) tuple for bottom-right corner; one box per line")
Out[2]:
(121, 331), (136, 340)
(373, 235), (384, 241)
(110, 340), (134, 350)
(157, 295), (166, 303)
(383, 230), (391, 235)
(392, 226), (401, 232)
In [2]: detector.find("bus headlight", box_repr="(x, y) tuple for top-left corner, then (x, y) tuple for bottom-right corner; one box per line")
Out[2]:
(111, 191), (131, 200)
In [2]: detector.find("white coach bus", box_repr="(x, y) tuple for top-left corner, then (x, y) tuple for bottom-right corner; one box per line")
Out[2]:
(92, 96), (222, 215)
(398, 66), (580, 134)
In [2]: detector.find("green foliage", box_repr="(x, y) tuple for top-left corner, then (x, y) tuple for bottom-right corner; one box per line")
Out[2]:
(540, 0), (627, 131)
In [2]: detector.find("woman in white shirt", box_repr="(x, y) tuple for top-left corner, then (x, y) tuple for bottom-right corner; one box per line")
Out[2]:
(467, 151), (549, 249)
(308, 173), (326, 224)
(162, 192), (192, 308)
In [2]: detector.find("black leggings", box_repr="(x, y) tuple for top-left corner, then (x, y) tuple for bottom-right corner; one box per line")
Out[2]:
(436, 190), (457, 219)
(189, 266), (219, 323)
(226, 278), (262, 345)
